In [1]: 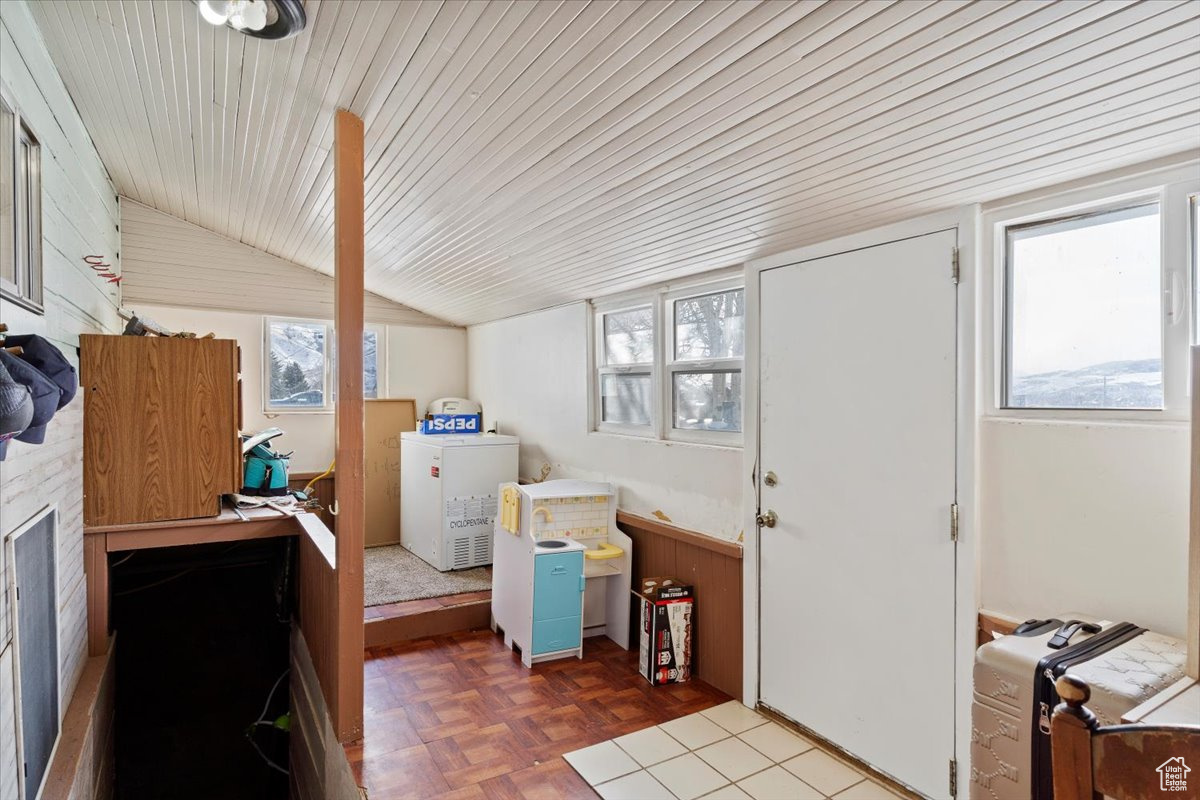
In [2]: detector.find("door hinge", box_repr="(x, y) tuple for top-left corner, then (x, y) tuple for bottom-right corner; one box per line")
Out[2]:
(950, 503), (959, 542)
(949, 758), (958, 797)
(951, 247), (960, 284)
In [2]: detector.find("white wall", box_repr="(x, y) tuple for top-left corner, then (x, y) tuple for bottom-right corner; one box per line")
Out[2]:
(136, 304), (467, 474)
(0, 1), (122, 795)
(387, 325), (469, 414)
(976, 161), (1199, 639)
(468, 303), (743, 541)
(980, 418), (1189, 637)
(121, 199), (445, 327)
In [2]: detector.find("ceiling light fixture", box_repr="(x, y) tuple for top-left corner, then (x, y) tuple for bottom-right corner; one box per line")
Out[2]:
(194, 0), (306, 40)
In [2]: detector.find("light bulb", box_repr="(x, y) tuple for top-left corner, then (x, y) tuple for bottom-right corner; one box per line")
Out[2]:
(229, 0), (268, 31)
(197, 0), (230, 26)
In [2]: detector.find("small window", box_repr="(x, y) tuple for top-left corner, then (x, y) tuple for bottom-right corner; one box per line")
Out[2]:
(265, 318), (385, 411)
(267, 319), (329, 411)
(670, 288), (744, 433)
(592, 276), (744, 444)
(597, 305), (655, 429)
(1004, 203), (1163, 410)
(0, 91), (42, 312)
(364, 328), (380, 399)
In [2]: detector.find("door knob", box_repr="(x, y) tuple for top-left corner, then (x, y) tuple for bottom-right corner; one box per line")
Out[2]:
(756, 510), (777, 528)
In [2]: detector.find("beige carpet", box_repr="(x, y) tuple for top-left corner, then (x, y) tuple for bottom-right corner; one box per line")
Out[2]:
(363, 544), (492, 607)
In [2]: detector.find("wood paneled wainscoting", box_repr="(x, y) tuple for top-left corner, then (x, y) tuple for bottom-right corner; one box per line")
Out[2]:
(41, 643), (116, 800)
(616, 511), (743, 700)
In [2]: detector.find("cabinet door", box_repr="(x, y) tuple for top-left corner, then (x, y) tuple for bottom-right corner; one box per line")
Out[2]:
(82, 335), (240, 525)
(533, 551), (584, 621)
(532, 616), (581, 655)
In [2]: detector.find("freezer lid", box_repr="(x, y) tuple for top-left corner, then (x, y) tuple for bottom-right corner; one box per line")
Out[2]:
(400, 431), (519, 447)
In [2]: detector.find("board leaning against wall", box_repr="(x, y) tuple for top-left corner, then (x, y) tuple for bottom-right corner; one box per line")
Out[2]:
(365, 398), (417, 547)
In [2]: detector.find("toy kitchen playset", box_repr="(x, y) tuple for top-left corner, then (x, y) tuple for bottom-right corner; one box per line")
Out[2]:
(491, 480), (632, 667)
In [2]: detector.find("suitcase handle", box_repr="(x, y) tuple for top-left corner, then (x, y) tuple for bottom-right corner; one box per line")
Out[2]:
(1047, 620), (1102, 649)
(1013, 618), (1063, 637)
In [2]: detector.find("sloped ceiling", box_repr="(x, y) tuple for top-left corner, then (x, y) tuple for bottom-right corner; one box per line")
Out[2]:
(27, 0), (1200, 325)
(120, 199), (451, 325)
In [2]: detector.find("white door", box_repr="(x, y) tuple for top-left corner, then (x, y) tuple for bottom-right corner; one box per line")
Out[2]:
(758, 230), (958, 798)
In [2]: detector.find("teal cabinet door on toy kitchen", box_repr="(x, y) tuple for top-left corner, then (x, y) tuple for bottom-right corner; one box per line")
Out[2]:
(531, 550), (585, 654)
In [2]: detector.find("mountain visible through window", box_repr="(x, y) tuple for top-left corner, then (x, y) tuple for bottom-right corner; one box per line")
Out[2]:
(1005, 203), (1162, 410)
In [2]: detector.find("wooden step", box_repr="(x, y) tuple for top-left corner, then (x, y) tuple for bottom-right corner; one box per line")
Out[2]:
(364, 591), (492, 649)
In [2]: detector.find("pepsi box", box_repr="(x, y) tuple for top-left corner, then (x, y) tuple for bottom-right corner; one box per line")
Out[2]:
(636, 577), (694, 686)
(419, 414), (481, 434)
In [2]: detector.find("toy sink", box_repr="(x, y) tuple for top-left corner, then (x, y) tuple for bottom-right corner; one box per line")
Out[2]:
(491, 480), (632, 668)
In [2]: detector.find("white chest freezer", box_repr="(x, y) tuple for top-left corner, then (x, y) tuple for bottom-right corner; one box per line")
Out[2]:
(400, 432), (519, 571)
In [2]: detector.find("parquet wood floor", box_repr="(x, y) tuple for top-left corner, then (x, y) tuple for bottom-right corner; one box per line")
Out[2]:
(348, 629), (731, 799)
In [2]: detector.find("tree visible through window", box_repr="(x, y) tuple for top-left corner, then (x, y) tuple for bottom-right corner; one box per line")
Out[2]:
(598, 306), (654, 426)
(671, 288), (744, 432)
(593, 279), (744, 442)
(265, 319), (383, 410)
(268, 320), (326, 408)
(364, 329), (379, 399)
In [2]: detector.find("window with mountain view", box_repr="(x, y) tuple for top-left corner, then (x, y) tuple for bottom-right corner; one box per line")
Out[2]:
(265, 319), (383, 410)
(1005, 202), (1162, 410)
(364, 329), (379, 399)
(268, 320), (328, 409)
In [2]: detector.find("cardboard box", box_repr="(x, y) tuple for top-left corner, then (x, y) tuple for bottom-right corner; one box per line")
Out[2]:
(637, 577), (694, 686)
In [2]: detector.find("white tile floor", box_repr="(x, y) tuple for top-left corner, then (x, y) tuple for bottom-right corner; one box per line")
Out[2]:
(564, 701), (908, 800)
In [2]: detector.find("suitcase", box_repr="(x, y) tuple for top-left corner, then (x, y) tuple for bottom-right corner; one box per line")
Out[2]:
(970, 614), (1186, 800)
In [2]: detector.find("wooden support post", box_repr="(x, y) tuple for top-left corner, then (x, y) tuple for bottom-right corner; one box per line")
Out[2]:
(333, 108), (365, 742)
(84, 534), (109, 656)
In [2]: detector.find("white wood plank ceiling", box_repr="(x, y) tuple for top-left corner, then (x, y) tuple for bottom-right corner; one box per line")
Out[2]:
(27, 0), (1200, 325)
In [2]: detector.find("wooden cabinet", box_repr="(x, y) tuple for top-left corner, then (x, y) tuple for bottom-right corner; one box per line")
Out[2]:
(81, 335), (241, 526)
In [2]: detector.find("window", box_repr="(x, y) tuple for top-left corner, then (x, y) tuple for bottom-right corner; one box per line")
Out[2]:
(364, 329), (380, 399)
(592, 277), (744, 444)
(670, 287), (744, 432)
(0, 91), (42, 312)
(264, 318), (384, 411)
(267, 319), (328, 410)
(1192, 193), (1199, 344)
(1004, 202), (1163, 410)
(597, 305), (655, 427)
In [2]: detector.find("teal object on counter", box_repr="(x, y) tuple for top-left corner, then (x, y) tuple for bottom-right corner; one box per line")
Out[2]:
(241, 428), (291, 497)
